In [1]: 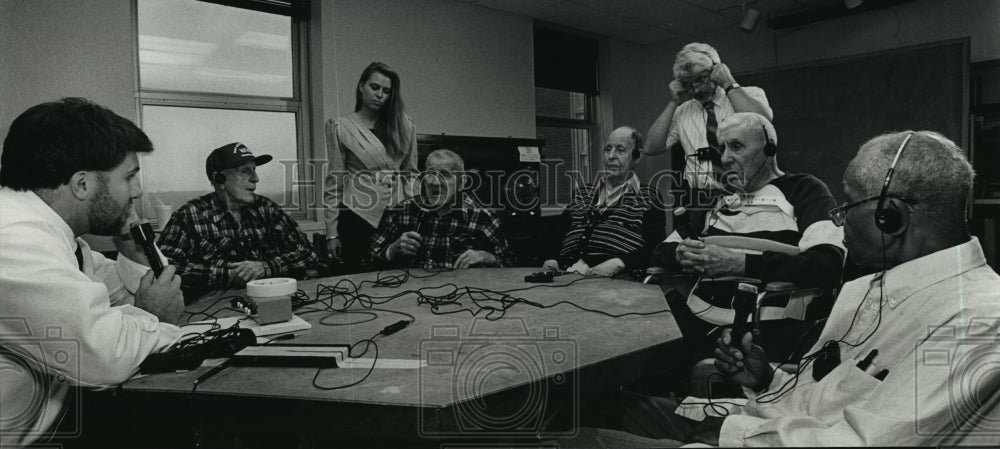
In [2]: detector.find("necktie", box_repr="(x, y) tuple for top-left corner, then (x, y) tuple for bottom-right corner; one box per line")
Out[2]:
(704, 101), (718, 152)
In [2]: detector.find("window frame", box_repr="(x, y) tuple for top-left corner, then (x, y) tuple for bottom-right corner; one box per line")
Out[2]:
(131, 0), (313, 221)
(535, 88), (599, 201)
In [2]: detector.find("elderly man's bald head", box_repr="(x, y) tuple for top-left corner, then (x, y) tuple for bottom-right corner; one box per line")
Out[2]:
(846, 131), (973, 232)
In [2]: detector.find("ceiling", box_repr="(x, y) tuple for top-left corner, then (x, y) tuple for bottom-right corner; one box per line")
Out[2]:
(449, 0), (844, 44)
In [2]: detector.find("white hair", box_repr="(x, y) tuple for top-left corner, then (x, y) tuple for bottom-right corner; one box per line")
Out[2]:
(673, 42), (721, 78)
(847, 131), (974, 231)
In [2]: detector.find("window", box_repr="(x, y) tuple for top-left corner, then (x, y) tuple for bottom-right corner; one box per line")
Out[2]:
(536, 87), (596, 207)
(533, 26), (599, 209)
(135, 0), (310, 224)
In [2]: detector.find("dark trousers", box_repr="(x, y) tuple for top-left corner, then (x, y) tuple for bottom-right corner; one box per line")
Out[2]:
(563, 392), (704, 448)
(338, 207), (377, 274)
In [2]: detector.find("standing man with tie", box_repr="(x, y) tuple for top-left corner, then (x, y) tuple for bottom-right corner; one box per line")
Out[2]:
(645, 42), (772, 210)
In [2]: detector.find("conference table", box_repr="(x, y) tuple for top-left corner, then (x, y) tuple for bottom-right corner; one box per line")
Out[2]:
(118, 267), (680, 447)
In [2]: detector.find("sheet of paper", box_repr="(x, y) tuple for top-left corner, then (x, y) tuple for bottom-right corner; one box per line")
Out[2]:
(181, 314), (311, 337)
(518, 146), (540, 162)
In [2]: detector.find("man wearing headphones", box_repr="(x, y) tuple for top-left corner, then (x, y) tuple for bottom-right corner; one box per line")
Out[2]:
(158, 142), (317, 297)
(652, 113), (845, 362)
(644, 42), (772, 209)
(542, 126), (666, 277)
(702, 130), (1000, 446)
(570, 131), (1000, 447)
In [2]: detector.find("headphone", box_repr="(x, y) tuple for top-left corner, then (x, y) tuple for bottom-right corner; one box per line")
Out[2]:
(213, 172), (227, 185)
(761, 124), (778, 157)
(631, 130), (643, 160)
(874, 132), (914, 234)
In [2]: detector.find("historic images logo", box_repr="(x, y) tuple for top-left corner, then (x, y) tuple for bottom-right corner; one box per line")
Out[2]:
(418, 317), (579, 438)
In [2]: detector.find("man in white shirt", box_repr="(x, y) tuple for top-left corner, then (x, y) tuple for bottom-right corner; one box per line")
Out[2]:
(567, 130), (1000, 447)
(645, 42), (772, 213)
(0, 98), (184, 446)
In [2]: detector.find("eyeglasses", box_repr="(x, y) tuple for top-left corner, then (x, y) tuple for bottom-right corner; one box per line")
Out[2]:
(829, 194), (912, 226)
(678, 69), (713, 88)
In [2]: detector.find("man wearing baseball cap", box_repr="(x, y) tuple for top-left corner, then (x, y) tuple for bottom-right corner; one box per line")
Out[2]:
(158, 142), (317, 298)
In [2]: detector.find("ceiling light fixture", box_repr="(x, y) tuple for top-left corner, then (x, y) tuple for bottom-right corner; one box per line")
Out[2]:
(740, 6), (761, 32)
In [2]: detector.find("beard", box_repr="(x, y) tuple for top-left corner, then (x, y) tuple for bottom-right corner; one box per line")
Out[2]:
(87, 175), (128, 236)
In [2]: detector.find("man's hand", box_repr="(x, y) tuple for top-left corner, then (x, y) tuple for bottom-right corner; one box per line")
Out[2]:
(454, 249), (497, 269)
(326, 238), (342, 261)
(668, 79), (685, 103)
(112, 205), (148, 265)
(227, 261), (267, 284)
(541, 259), (560, 272)
(688, 416), (724, 446)
(134, 265), (184, 324)
(588, 258), (625, 277)
(388, 231), (422, 260)
(710, 63), (737, 90)
(676, 239), (745, 277)
(714, 328), (773, 392)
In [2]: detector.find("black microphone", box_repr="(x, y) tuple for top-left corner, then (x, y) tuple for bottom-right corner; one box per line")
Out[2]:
(130, 222), (164, 277)
(673, 207), (701, 241)
(731, 282), (758, 344)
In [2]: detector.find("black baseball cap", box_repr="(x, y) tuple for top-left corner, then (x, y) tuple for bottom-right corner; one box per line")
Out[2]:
(205, 142), (273, 181)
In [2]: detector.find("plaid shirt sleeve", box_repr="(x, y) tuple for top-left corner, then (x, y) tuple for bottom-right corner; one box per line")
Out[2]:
(157, 205), (230, 291)
(260, 200), (318, 277)
(471, 208), (516, 267)
(364, 207), (406, 270)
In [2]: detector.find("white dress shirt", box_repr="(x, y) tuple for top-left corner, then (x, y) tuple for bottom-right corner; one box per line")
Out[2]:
(666, 86), (771, 189)
(720, 237), (1000, 446)
(0, 188), (182, 446)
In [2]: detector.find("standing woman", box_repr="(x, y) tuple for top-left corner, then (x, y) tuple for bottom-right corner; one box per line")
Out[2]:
(324, 62), (417, 271)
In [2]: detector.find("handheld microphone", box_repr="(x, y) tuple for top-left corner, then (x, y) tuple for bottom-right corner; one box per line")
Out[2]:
(525, 271), (568, 283)
(694, 147), (719, 162)
(673, 207), (701, 241)
(130, 222), (164, 277)
(731, 282), (758, 344)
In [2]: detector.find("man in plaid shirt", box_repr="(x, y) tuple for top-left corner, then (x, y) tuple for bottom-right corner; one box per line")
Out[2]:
(365, 149), (515, 270)
(158, 142), (317, 297)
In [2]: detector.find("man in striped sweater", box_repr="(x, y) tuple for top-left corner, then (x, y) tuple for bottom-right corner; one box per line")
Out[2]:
(653, 112), (845, 364)
(542, 126), (667, 277)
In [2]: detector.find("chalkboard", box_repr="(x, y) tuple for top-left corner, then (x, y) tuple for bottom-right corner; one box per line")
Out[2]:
(737, 39), (968, 200)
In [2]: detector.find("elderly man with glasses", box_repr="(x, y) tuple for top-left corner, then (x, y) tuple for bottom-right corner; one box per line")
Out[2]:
(645, 42), (773, 215)
(567, 129), (1000, 449)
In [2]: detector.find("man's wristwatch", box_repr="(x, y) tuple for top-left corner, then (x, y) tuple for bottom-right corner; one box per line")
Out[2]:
(326, 235), (339, 241)
(724, 83), (741, 94)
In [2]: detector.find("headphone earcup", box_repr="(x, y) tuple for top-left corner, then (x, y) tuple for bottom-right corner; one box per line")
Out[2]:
(763, 142), (778, 157)
(213, 172), (227, 185)
(875, 206), (903, 234)
(632, 130), (643, 160)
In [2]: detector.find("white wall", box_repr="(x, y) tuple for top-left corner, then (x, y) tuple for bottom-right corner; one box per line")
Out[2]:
(326, 0), (536, 139)
(0, 0), (137, 140)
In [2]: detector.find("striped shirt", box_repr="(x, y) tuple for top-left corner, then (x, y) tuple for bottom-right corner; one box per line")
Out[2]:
(553, 175), (666, 270)
(665, 86), (771, 189)
(659, 173), (845, 290)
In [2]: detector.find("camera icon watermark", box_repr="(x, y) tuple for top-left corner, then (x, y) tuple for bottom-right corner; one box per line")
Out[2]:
(915, 319), (1000, 440)
(418, 317), (579, 438)
(0, 318), (81, 442)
